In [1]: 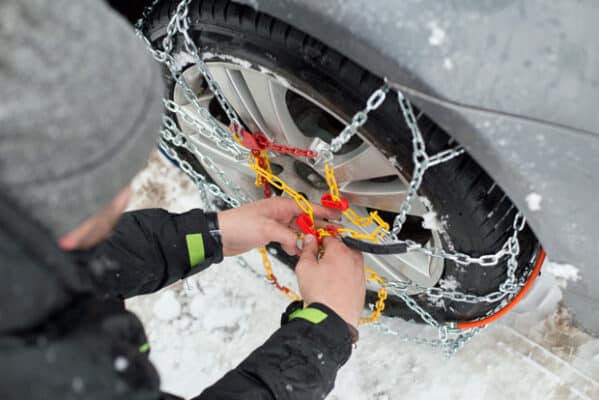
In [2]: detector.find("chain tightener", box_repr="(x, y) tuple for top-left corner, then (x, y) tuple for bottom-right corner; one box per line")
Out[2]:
(136, 0), (545, 355)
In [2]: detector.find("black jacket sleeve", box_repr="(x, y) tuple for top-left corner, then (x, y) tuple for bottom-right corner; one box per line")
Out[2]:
(195, 303), (353, 400)
(76, 208), (222, 300)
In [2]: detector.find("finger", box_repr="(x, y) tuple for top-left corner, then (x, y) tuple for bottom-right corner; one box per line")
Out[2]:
(266, 197), (303, 222)
(321, 235), (343, 250)
(266, 222), (301, 256)
(269, 197), (342, 222)
(314, 219), (344, 230)
(321, 236), (363, 264)
(312, 203), (342, 221)
(298, 234), (319, 264)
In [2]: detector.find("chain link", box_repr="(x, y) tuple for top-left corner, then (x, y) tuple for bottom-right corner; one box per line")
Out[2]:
(329, 82), (390, 153)
(428, 146), (465, 167)
(391, 90), (430, 235)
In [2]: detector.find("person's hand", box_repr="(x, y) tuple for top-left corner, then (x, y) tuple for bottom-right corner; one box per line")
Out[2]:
(217, 197), (341, 257)
(295, 235), (365, 327)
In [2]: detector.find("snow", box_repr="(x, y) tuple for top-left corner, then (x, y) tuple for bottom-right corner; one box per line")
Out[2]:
(202, 52), (253, 70)
(126, 153), (599, 399)
(427, 21), (446, 47)
(422, 210), (443, 231)
(172, 52), (197, 72)
(545, 261), (580, 284)
(152, 290), (182, 321)
(71, 377), (84, 393)
(443, 58), (454, 70)
(439, 276), (460, 291)
(114, 356), (129, 372)
(526, 192), (543, 211)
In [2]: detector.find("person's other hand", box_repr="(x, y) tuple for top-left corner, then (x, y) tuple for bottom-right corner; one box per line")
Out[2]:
(295, 235), (365, 327)
(217, 197), (341, 257)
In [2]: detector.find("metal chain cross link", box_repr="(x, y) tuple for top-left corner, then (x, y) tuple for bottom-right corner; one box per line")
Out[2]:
(136, 0), (539, 356)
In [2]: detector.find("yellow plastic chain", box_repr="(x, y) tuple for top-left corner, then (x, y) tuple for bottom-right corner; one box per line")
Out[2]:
(259, 247), (302, 301)
(247, 152), (390, 325)
(258, 150), (273, 187)
(248, 155), (314, 221)
(362, 267), (388, 324)
(324, 164), (391, 243)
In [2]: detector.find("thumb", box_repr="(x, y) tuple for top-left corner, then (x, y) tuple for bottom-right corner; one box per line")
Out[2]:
(299, 234), (319, 264)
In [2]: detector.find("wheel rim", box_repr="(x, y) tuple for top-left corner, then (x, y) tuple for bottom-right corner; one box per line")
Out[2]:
(174, 57), (445, 291)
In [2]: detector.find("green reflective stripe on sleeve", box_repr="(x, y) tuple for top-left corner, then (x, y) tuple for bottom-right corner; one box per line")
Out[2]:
(288, 307), (328, 324)
(139, 343), (150, 353)
(185, 233), (205, 268)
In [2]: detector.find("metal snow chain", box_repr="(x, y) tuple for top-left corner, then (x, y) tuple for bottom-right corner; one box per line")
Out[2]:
(499, 212), (527, 294)
(385, 212), (527, 306)
(382, 290), (485, 356)
(137, 0), (246, 139)
(329, 82), (390, 153)
(136, 0), (533, 353)
(372, 320), (482, 357)
(133, 0), (162, 32)
(427, 146), (465, 167)
(160, 111), (251, 205)
(163, 99), (245, 159)
(386, 280), (507, 304)
(390, 90), (431, 236)
(159, 124), (246, 208)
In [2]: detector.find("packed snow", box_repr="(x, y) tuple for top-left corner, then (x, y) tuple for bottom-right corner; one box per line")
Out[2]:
(545, 261), (581, 285)
(526, 192), (543, 212)
(126, 152), (599, 399)
(427, 20), (446, 47)
(443, 57), (454, 71)
(421, 210), (443, 231)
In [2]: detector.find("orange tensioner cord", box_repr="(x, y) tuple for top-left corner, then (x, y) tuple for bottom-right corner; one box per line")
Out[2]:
(457, 247), (546, 329)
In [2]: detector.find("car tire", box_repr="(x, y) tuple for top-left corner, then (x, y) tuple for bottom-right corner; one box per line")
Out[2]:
(145, 0), (539, 323)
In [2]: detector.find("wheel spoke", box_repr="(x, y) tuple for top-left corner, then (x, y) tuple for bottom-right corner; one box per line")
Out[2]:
(340, 179), (426, 215)
(239, 69), (313, 150)
(364, 251), (436, 284)
(207, 64), (265, 133)
(333, 144), (399, 184)
(177, 104), (254, 177)
(174, 67), (212, 107)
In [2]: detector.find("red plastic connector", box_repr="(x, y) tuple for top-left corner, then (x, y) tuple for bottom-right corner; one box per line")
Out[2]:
(241, 129), (267, 150)
(296, 213), (322, 243)
(325, 225), (339, 236)
(320, 193), (349, 211)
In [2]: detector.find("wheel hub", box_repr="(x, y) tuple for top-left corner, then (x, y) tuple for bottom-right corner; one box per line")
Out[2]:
(294, 161), (328, 190)
(174, 57), (445, 292)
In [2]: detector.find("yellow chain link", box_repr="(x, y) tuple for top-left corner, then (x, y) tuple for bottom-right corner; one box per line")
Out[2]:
(361, 267), (388, 324)
(259, 247), (301, 301)
(254, 149), (272, 188)
(248, 154), (314, 221)
(248, 148), (389, 324)
(325, 163), (391, 239)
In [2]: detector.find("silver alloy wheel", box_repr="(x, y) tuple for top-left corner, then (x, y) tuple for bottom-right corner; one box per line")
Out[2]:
(174, 57), (444, 291)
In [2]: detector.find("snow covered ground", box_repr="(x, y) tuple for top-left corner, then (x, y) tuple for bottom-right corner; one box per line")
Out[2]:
(126, 152), (599, 399)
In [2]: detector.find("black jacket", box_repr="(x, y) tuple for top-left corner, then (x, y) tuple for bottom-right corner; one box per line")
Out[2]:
(0, 193), (352, 400)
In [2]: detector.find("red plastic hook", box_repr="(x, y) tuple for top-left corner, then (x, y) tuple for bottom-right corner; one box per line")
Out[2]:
(320, 193), (349, 211)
